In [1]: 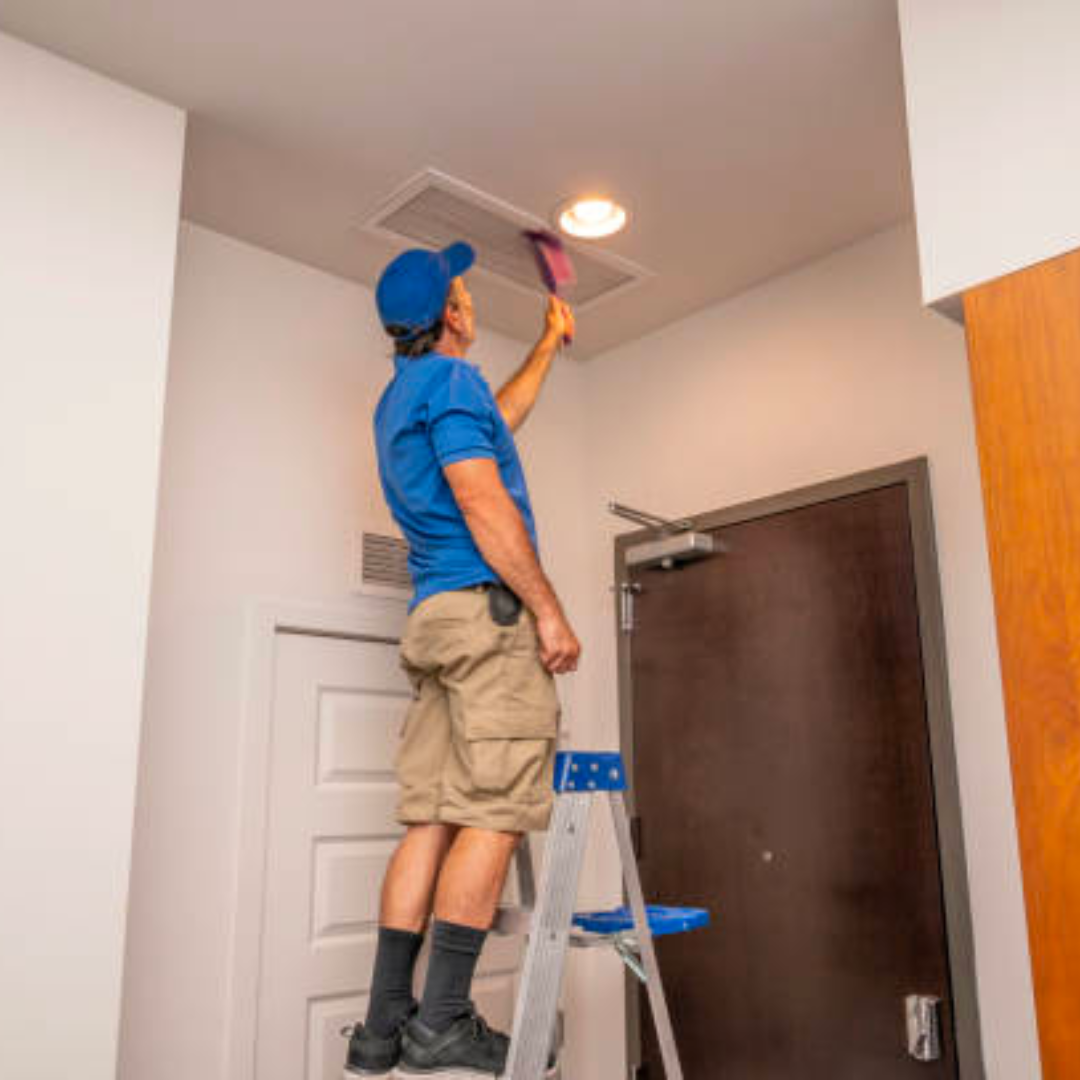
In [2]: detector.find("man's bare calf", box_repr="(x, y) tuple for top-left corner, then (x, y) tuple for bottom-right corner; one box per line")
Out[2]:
(432, 827), (520, 929)
(380, 823), (459, 933)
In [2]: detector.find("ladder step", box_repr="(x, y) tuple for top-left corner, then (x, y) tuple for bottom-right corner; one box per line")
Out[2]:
(572, 904), (710, 937)
(554, 751), (627, 792)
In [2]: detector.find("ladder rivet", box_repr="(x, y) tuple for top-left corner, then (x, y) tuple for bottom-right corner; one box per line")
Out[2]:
(610, 769), (620, 780)
(588, 781), (596, 789)
(591, 762), (599, 771)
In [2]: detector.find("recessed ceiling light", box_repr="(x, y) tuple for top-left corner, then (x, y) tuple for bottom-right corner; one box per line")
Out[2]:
(557, 196), (627, 239)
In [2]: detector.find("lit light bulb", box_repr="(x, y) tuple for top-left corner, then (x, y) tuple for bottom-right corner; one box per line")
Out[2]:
(557, 196), (628, 239)
(574, 199), (615, 224)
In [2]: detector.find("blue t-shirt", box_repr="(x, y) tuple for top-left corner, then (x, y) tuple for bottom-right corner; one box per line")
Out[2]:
(374, 352), (539, 610)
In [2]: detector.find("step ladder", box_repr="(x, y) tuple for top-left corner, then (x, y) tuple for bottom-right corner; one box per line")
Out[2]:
(493, 751), (710, 1080)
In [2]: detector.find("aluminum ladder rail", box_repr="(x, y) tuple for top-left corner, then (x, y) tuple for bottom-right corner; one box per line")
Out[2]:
(496, 751), (687, 1080)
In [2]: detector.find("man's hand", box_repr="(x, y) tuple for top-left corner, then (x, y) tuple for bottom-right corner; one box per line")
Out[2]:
(543, 295), (575, 345)
(535, 608), (581, 675)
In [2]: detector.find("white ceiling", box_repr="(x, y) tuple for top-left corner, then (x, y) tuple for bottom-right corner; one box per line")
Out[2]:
(0, 0), (913, 358)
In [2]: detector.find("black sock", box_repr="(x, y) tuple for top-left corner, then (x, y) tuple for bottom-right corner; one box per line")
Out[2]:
(418, 920), (488, 1033)
(364, 926), (425, 1037)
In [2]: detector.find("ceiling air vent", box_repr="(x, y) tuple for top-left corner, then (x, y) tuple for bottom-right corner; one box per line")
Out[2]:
(359, 532), (411, 593)
(362, 169), (651, 310)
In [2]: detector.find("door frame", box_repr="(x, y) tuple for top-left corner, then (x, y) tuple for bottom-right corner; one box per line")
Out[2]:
(222, 596), (407, 1080)
(613, 457), (985, 1078)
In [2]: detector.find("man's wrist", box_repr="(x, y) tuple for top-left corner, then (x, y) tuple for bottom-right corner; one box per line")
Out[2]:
(537, 327), (561, 352)
(529, 594), (562, 621)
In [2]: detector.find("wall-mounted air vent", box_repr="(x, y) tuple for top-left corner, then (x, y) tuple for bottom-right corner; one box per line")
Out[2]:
(362, 169), (651, 310)
(359, 532), (411, 594)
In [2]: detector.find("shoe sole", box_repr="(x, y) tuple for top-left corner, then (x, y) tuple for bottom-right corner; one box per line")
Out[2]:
(393, 1064), (558, 1079)
(343, 1068), (394, 1079)
(394, 1069), (496, 1079)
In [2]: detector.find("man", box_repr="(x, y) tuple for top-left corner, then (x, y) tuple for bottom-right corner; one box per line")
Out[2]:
(344, 241), (581, 1078)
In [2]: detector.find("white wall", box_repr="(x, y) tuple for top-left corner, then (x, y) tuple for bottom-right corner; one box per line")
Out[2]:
(577, 224), (1040, 1078)
(119, 223), (597, 1080)
(0, 33), (185, 1080)
(128, 220), (1039, 1080)
(898, 0), (1080, 304)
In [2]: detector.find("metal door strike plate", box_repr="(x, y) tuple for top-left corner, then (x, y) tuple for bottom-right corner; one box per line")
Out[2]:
(905, 993), (942, 1061)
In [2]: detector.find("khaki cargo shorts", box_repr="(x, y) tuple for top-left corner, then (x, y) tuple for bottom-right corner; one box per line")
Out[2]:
(395, 586), (561, 833)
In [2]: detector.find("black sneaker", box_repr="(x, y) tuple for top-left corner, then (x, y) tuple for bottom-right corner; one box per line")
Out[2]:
(342, 1006), (415, 1078)
(397, 1007), (510, 1077)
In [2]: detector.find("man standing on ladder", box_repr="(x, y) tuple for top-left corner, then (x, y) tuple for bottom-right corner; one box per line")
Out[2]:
(345, 241), (580, 1078)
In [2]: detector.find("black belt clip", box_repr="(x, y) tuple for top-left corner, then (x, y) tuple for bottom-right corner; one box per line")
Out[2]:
(487, 582), (523, 627)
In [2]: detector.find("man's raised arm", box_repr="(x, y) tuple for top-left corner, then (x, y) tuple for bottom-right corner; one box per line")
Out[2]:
(495, 296), (575, 432)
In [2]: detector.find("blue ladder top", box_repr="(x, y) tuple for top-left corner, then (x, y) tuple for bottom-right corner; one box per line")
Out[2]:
(554, 751), (627, 792)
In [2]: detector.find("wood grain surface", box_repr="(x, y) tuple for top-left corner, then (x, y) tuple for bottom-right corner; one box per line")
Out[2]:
(964, 249), (1080, 1079)
(630, 486), (956, 1077)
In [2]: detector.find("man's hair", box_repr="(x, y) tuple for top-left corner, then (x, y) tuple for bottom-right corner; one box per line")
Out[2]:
(391, 318), (444, 358)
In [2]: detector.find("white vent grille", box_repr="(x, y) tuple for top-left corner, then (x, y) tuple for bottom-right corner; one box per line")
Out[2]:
(360, 532), (411, 592)
(363, 169), (651, 310)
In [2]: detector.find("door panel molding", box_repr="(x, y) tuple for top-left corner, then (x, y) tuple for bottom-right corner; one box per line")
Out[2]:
(613, 458), (984, 1078)
(224, 597), (407, 1080)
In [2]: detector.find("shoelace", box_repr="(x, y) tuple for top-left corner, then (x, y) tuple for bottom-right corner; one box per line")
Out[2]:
(339, 1008), (415, 1041)
(467, 1011), (492, 1042)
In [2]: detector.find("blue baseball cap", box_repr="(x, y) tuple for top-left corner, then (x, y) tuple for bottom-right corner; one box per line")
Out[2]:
(375, 242), (476, 338)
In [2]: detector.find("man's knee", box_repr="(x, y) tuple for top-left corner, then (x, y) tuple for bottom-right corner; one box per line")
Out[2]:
(407, 821), (460, 839)
(454, 825), (522, 852)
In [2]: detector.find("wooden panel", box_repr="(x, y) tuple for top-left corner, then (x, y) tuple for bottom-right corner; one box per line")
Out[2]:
(964, 249), (1080, 1079)
(317, 688), (408, 783)
(311, 838), (397, 940)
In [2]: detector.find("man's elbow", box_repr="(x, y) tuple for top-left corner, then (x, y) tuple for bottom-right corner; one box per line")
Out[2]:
(451, 484), (483, 517)
(443, 458), (511, 519)
(454, 485), (502, 521)
(446, 477), (492, 516)
(497, 401), (520, 432)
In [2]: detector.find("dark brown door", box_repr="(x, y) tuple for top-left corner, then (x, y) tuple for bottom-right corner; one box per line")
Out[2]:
(629, 484), (957, 1078)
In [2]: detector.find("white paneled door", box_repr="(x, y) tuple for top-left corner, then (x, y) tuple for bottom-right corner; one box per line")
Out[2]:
(256, 631), (521, 1080)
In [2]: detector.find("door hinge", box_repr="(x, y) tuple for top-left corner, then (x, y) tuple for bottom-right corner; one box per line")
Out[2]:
(618, 582), (643, 633)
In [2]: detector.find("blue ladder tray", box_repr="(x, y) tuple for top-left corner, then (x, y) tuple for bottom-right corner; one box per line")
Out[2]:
(573, 904), (710, 938)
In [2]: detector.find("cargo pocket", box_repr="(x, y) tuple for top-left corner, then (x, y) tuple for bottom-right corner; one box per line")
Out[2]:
(468, 736), (553, 801)
(463, 614), (560, 798)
